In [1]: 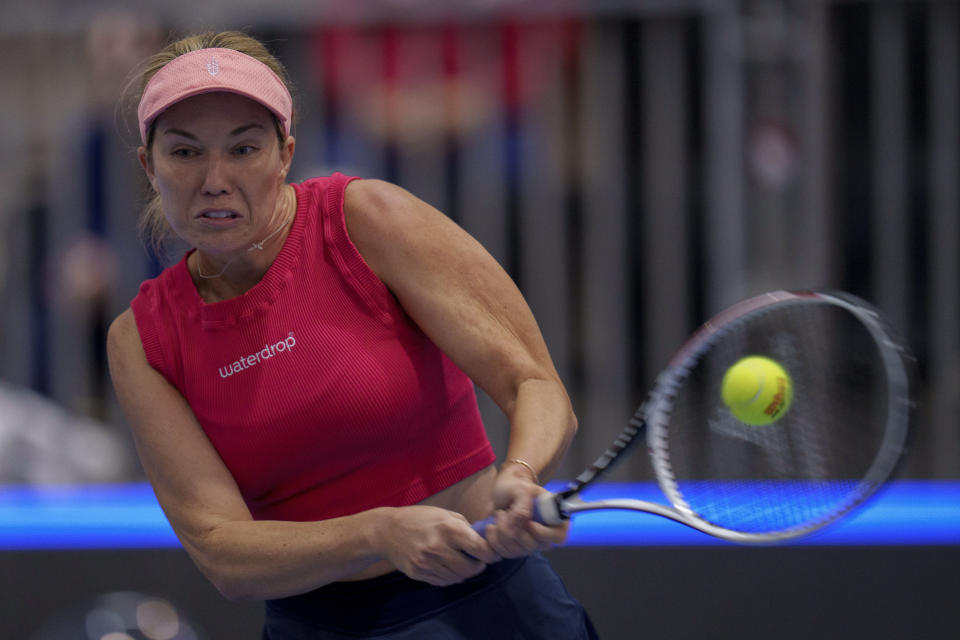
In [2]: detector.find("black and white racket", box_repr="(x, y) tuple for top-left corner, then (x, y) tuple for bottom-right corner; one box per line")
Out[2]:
(474, 290), (913, 544)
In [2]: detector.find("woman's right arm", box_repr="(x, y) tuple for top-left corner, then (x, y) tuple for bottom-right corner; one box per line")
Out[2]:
(106, 309), (497, 600)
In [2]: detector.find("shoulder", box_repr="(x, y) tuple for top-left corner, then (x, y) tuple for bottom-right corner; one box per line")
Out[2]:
(106, 308), (143, 360)
(297, 173), (363, 210)
(341, 180), (484, 295)
(344, 179), (413, 223)
(130, 256), (187, 311)
(344, 179), (444, 244)
(106, 308), (153, 387)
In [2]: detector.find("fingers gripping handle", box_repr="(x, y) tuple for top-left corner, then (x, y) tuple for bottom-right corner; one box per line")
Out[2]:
(470, 493), (566, 537)
(470, 516), (495, 536)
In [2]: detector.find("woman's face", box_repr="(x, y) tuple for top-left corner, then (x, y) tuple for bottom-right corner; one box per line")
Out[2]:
(140, 91), (294, 254)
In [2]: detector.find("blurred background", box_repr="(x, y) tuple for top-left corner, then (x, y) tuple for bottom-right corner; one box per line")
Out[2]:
(1, 0), (958, 638)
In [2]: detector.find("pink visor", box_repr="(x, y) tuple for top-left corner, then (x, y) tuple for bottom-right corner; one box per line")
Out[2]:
(137, 47), (292, 144)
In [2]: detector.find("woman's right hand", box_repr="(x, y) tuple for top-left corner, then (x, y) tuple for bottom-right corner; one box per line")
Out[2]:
(376, 505), (501, 586)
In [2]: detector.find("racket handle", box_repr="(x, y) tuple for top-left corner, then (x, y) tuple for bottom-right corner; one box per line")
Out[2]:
(470, 493), (564, 537)
(470, 515), (496, 536)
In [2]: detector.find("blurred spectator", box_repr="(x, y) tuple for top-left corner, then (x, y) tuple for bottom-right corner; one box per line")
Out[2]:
(30, 591), (205, 640)
(0, 380), (133, 483)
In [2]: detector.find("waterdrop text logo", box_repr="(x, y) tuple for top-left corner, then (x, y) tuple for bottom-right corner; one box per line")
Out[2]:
(219, 333), (296, 379)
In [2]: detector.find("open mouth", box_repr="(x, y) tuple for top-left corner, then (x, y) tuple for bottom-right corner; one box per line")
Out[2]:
(199, 210), (240, 220)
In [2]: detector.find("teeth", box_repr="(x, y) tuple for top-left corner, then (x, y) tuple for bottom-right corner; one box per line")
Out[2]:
(203, 211), (234, 219)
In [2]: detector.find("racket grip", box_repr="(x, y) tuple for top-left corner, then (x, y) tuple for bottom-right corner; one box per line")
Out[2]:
(471, 515), (496, 536)
(470, 493), (563, 538)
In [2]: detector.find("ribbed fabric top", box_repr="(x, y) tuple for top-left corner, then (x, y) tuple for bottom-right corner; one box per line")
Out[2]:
(131, 173), (495, 521)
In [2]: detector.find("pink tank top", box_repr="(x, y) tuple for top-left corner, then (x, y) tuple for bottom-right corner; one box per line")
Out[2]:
(131, 173), (495, 521)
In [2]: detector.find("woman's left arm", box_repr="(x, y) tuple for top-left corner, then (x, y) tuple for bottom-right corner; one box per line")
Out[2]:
(344, 179), (577, 555)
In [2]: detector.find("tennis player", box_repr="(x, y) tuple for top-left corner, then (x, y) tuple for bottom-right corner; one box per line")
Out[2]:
(107, 31), (597, 639)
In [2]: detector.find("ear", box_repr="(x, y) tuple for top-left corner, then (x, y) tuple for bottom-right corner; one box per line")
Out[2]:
(279, 135), (296, 180)
(137, 146), (158, 190)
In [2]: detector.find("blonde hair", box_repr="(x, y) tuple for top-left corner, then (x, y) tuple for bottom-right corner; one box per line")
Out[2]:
(128, 31), (295, 257)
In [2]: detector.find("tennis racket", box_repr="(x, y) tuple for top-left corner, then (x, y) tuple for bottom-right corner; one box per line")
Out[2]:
(473, 290), (913, 544)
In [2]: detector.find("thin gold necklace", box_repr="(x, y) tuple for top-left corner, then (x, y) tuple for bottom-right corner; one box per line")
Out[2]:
(196, 192), (296, 280)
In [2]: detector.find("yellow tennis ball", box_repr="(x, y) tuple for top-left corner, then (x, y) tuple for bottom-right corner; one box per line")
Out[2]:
(721, 356), (793, 426)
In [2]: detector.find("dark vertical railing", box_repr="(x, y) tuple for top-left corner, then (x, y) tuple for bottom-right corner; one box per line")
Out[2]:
(2, 0), (957, 480)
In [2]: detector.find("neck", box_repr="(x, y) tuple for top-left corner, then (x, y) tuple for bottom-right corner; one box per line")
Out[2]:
(192, 184), (296, 300)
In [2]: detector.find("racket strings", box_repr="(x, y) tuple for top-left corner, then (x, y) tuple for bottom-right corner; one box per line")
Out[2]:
(678, 479), (864, 533)
(653, 300), (903, 536)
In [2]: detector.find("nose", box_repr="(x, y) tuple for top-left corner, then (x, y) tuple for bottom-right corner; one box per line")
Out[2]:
(201, 154), (232, 196)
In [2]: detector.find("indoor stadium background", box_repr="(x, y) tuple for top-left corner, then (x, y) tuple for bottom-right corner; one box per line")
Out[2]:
(1, 1), (957, 638)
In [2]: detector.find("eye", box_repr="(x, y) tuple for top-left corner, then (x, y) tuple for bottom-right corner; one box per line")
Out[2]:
(233, 145), (258, 156)
(170, 147), (198, 158)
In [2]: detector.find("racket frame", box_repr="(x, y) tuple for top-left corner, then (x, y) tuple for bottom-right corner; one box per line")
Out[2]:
(539, 290), (913, 544)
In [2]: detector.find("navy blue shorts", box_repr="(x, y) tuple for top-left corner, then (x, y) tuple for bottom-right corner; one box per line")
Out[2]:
(262, 553), (597, 639)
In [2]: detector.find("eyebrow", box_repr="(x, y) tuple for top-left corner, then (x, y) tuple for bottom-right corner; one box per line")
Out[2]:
(161, 123), (267, 139)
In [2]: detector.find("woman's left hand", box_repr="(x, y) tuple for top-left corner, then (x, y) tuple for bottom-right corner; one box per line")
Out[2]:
(481, 462), (569, 559)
